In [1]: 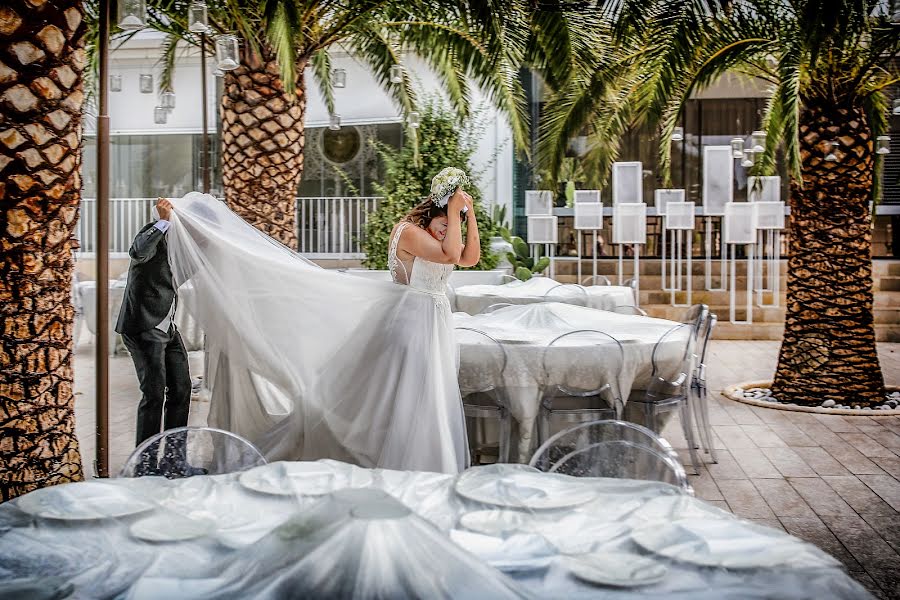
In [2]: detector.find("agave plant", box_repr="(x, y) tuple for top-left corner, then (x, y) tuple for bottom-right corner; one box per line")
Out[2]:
(504, 231), (550, 280)
(540, 1), (900, 407)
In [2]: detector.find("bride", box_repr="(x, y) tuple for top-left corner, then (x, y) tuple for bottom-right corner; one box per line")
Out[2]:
(164, 168), (480, 474)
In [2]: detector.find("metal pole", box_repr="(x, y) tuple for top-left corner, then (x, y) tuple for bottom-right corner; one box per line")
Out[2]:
(201, 34), (210, 194)
(95, 0), (110, 478)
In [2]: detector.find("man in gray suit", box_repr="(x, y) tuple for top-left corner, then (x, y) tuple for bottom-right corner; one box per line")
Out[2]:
(115, 197), (191, 446)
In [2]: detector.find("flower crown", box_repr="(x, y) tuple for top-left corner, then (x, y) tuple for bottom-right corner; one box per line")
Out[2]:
(429, 167), (470, 209)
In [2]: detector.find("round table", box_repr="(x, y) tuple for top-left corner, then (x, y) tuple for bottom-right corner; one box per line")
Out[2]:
(454, 277), (635, 315)
(0, 462), (869, 599)
(454, 303), (683, 460)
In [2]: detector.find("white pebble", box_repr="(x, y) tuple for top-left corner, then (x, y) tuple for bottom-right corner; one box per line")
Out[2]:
(822, 400), (836, 408)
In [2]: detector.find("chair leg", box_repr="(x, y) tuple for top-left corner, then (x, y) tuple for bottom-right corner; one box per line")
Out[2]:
(538, 405), (551, 447)
(679, 400), (702, 476)
(699, 383), (717, 463)
(498, 409), (511, 464)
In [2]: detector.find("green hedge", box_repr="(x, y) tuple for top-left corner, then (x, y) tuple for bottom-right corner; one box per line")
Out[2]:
(362, 102), (498, 270)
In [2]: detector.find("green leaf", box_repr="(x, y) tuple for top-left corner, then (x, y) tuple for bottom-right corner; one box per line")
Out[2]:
(534, 257), (551, 273)
(505, 251), (519, 266)
(515, 266), (533, 281)
(512, 237), (529, 258)
(565, 180), (575, 207)
(523, 256), (534, 270)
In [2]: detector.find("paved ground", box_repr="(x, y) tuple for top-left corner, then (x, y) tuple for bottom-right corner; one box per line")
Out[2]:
(71, 338), (900, 599)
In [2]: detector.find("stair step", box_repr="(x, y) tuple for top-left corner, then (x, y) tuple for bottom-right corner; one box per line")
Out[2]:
(708, 323), (899, 341)
(879, 277), (900, 292)
(641, 305), (900, 324)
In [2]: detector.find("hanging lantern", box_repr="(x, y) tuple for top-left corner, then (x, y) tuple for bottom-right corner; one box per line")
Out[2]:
(110, 74), (123, 92)
(215, 34), (240, 71)
(893, 98), (900, 115)
(153, 106), (168, 125)
(751, 130), (766, 152)
(332, 68), (346, 88)
(161, 91), (176, 110)
(118, 0), (146, 30)
(188, 1), (209, 33)
(329, 114), (341, 130)
(213, 67), (225, 78)
(825, 141), (839, 162)
(671, 126), (684, 142)
(741, 150), (754, 168)
(730, 137), (744, 158)
(408, 111), (420, 128)
(139, 73), (153, 93)
(877, 135), (891, 155)
(390, 64), (404, 84)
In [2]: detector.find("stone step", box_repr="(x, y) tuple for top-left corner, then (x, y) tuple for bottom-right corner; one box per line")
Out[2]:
(879, 276), (900, 292)
(642, 305), (900, 324)
(552, 260), (787, 277)
(886, 262), (900, 276)
(710, 322), (900, 341)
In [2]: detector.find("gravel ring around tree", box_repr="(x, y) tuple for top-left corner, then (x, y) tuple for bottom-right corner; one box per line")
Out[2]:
(723, 382), (900, 416)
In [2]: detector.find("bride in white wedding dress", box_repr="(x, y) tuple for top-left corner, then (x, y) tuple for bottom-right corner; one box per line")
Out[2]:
(164, 168), (479, 474)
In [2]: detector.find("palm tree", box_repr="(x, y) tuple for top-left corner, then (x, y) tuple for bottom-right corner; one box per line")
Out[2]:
(132, 0), (583, 248)
(0, 0), (87, 501)
(540, 0), (900, 408)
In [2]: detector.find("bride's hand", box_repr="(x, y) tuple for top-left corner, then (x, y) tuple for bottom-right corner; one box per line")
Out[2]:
(462, 192), (475, 216)
(449, 188), (467, 212)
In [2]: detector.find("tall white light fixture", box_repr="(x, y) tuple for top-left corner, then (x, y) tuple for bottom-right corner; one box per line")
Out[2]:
(215, 34), (240, 71)
(188, 1), (209, 33)
(117, 0), (146, 30)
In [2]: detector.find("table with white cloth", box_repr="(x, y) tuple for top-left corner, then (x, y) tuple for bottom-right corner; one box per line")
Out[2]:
(78, 280), (204, 354)
(454, 303), (684, 461)
(0, 461), (869, 599)
(454, 277), (635, 315)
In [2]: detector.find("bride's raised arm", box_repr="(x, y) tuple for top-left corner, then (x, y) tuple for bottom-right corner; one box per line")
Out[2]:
(458, 193), (481, 268)
(399, 189), (468, 264)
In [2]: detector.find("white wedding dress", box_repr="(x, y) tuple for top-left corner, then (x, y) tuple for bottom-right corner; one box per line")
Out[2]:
(165, 193), (469, 474)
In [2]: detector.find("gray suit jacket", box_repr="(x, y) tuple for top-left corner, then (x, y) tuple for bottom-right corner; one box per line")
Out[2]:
(115, 222), (176, 335)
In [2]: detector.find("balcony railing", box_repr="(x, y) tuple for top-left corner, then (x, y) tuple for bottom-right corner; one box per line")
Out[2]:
(75, 196), (383, 259)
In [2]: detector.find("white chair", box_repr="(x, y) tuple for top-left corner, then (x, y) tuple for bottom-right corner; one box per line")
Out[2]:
(456, 327), (512, 465)
(537, 330), (624, 446)
(529, 420), (691, 492)
(119, 426), (267, 478)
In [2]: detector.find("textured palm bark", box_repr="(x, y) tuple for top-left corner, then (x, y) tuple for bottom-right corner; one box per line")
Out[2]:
(221, 55), (306, 249)
(0, 0), (86, 501)
(770, 100), (885, 407)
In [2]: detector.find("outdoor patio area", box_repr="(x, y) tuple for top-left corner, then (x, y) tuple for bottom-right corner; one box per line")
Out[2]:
(69, 339), (900, 599)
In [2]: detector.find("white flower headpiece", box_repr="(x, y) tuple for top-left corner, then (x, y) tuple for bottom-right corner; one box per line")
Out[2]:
(429, 167), (470, 209)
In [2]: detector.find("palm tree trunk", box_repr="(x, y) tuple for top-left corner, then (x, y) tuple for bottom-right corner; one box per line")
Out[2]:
(221, 53), (306, 249)
(770, 99), (885, 408)
(0, 0), (86, 501)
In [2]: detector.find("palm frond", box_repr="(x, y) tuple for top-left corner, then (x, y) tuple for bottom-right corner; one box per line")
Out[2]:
(309, 48), (336, 116)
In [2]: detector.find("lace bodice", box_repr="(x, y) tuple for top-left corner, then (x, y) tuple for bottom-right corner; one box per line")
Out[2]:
(389, 222), (454, 295)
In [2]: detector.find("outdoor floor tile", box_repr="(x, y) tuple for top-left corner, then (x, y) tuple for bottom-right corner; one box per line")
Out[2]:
(821, 443), (887, 476)
(728, 447), (783, 478)
(821, 476), (897, 517)
(788, 478), (857, 517)
(739, 424), (788, 447)
(704, 449), (748, 480)
(872, 455), (900, 481)
(751, 478), (815, 518)
(712, 425), (757, 450)
(690, 466), (724, 501)
(857, 474), (900, 512)
(759, 446), (818, 478)
(818, 514), (900, 574)
(716, 479), (776, 519)
(766, 421), (818, 447)
(792, 446), (852, 477)
(778, 516), (862, 573)
(814, 414), (861, 433)
(838, 432), (897, 459)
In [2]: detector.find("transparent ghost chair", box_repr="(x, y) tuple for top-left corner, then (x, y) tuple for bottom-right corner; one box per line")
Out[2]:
(609, 304), (648, 316)
(537, 330), (624, 447)
(456, 327), (512, 464)
(690, 313), (718, 462)
(682, 303), (710, 339)
(543, 283), (590, 307)
(581, 274), (612, 286)
(499, 274), (521, 285)
(480, 303), (514, 314)
(626, 323), (702, 475)
(120, 426), (267, 478)
(529, 420), (690, 492)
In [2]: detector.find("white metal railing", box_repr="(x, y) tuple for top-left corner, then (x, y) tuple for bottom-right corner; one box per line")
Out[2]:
(76, 196), (383, 259)
(77, 197), (155, 255)
(297, 196), (382, 258)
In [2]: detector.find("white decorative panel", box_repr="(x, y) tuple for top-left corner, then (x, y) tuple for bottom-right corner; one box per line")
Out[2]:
(665, 202), (696, 230)
(654, 189), (685, 216)
(525, 191), (554, 216)
(612, 203), (647, 244)
(612, 162), (643, 205)
(702, 146), (733, 216)
(574, 190), (601, 204)
(574, 203), (603, 230)
(527, 215), (558, 243)
(724, 202), (756, 244)
(747, 176), (781, 203)
(754, 201), (785, 230)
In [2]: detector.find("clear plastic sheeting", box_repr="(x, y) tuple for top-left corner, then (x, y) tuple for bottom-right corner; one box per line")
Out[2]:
(162, 193), (467, 474)
(0, 462), (872, 599)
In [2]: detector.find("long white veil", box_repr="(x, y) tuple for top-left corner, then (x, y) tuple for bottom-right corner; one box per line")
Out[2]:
(166, 193), (467, 473)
